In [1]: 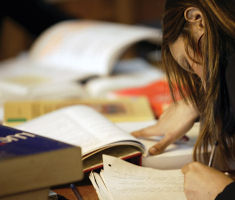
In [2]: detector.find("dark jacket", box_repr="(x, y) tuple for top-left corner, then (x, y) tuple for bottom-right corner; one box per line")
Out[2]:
(215, 53), (235, 199)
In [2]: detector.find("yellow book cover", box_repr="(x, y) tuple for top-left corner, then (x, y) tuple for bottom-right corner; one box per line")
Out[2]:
(4, 96), (155, 127)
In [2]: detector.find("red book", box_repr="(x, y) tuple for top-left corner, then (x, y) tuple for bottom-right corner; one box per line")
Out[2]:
(110, 80), (182, 118)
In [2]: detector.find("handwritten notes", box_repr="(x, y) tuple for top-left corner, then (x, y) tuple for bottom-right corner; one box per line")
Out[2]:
(90, 155), (187, 200)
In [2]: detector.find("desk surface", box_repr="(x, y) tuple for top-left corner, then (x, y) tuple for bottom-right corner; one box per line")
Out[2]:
(53, 185), (98, 200)
(53, 174), (99, 200)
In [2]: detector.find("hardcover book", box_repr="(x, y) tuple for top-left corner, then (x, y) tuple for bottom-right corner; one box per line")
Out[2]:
(0, 125), (83, 198)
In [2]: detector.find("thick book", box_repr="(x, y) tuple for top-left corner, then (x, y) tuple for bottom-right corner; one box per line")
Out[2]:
(1, 189), (58, 200)
(0, 20), (161, 101)
(89, 155), (186, 200)
(0, 125), (83, 198)
(3, 96), (155, 127)
(1, 188), (49, 200)
(16, 105), (147, 172)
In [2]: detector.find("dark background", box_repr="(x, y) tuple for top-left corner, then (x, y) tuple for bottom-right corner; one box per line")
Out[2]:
(0, 0), (165, 61)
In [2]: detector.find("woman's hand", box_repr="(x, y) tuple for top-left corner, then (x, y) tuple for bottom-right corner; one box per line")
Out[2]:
(182, 162), (234, 200)
(131, 99), (199, 155)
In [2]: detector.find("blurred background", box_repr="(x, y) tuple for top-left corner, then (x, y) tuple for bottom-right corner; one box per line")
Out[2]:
(1, 0), (172, 125)
(0, 0), (165, 61)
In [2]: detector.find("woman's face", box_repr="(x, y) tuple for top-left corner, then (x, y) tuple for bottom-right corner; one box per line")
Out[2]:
(169, 36), (205, 88)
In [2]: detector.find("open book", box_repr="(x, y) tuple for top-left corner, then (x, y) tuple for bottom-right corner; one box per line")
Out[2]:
(16, 104), (199, 172)
(0, 20), (162, 100)
(116, 121), (200, 169)
(89, 155), (186, 200)
(16, 105), (147, 172)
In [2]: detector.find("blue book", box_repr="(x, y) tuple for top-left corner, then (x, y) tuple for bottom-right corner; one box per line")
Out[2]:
(0, 125), (83, 198)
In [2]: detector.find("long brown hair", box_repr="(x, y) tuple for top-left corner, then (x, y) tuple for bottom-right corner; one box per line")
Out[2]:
(162, 0), (235, 168)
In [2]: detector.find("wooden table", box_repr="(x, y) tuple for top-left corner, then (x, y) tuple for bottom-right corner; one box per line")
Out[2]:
(53, 185), (98, 200)
(52, 174), (99, 200)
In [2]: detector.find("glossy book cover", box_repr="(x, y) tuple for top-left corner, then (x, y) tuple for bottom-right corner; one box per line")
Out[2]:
(0, 125), (73, 158)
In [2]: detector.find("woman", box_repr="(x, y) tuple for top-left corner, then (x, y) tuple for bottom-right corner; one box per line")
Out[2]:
(132, 0), (235, 199)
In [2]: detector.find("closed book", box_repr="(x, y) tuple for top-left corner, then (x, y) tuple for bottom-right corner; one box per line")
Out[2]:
(0, 125), (83, 198)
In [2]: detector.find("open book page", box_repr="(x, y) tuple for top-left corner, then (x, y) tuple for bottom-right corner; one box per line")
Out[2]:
(116, 121), (200, 169)
(0, 55), (89, 99)
(89, 155), (186, 200)
(16, 105), (146, 157)
(30, 20), (162, 76)
(0, 55), (89, 88)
